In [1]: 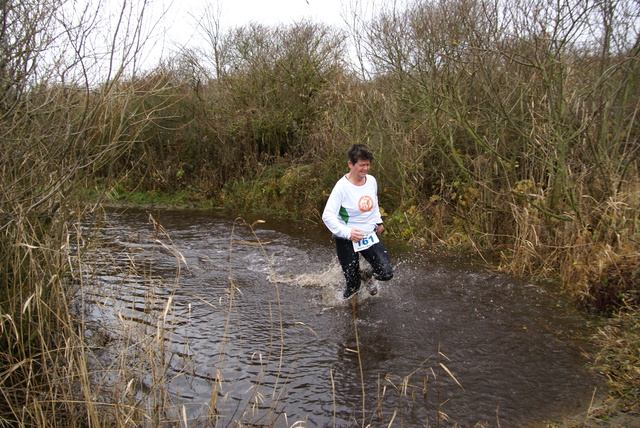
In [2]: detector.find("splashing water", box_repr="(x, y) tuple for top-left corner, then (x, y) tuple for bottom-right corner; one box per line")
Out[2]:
(79, 208), (603, 426)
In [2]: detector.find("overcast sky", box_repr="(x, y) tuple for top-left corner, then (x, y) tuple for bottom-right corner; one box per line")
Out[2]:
(147, 0), (385, 63)
(155, 0), (349, 46)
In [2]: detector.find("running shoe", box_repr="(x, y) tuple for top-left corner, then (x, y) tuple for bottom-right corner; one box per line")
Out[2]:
(360, 268), (378, 296)
(343, 285), (359, 299)
(368, 282), (378, 296)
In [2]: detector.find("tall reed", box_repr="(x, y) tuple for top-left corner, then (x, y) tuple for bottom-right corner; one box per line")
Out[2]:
(0, 1), (177, 423)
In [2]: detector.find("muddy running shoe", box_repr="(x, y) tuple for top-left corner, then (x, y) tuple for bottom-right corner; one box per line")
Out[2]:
(360, 268), (373, 281)
(343, 288), (357, 299)
(343, 284), (360, 299)
(369, 282), (378, 296)
(360, 268), (378, 296)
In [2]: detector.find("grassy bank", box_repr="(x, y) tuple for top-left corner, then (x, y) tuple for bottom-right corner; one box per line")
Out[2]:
(588, 309), (640, 425)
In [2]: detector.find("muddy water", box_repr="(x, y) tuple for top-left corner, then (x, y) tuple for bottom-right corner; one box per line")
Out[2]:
(82, 207), (602, 427)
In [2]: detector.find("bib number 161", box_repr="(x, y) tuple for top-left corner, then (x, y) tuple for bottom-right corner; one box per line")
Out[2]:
(353, 232), (379, 252)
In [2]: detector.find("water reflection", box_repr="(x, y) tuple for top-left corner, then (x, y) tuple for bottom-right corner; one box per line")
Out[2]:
(80, 207), (602, 427)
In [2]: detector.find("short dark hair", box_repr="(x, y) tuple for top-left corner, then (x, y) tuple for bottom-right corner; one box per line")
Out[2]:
(347, 144), (374, 164)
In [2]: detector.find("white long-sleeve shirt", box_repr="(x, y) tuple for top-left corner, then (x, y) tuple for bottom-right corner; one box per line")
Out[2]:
(322, 175), (383, 240)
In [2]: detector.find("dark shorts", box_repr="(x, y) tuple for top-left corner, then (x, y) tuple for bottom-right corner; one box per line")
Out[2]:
(334, 235), (393, 294)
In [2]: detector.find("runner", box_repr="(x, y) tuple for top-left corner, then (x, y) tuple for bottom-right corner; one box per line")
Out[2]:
(322, 144), (393, 298)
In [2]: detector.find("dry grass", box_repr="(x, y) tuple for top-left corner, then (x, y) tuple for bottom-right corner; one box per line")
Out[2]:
(592, 309), (640, 416)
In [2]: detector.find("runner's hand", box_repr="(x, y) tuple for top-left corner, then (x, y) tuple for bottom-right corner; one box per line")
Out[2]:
(350, 229), (364, 242)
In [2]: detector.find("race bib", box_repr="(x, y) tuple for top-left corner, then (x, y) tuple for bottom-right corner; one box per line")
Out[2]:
(353, 232), (379, 252)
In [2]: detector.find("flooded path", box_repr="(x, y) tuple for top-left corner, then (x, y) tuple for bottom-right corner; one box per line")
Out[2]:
(80, 207), (602, 427)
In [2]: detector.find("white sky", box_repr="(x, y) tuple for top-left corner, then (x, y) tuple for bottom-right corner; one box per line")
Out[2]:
(156, 0), (341, 44)
(147, 0), (384, 64)
(217, 0), (351, 28)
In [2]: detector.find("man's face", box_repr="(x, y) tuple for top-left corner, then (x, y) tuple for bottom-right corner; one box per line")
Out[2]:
(349, 159), (370, 178)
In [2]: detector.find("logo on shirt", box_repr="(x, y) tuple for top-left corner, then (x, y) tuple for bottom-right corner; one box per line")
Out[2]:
(358, 195), (374, 212)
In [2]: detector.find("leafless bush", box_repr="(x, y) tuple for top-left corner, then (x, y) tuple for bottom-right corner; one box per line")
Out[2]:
(0, 0), (177, 425)
(350, 0), (639, 288)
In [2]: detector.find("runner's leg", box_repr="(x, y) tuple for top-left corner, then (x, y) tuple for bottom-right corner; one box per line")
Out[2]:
(334, 236), (361, 297)
(361, 241), (393, 281)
